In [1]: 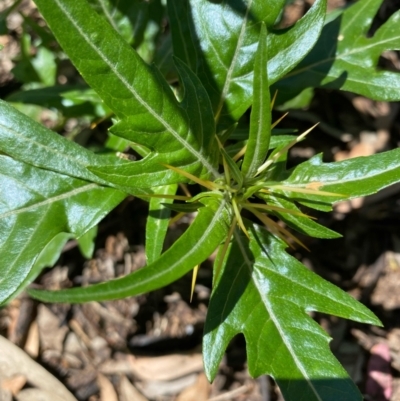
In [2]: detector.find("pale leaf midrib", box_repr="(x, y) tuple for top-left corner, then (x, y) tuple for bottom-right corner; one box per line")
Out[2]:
(96, 0), (118, 31)
(0, 183), (98, 220)
(0, 122), (96, 173)
(53, 0), (219, 178)
(234, 231), (323, 401)
(286, 159), (400, 188)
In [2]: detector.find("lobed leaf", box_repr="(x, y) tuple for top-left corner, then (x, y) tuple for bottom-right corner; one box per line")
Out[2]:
(204, 223), (380, 400)
(275, 0), (400, 102)
(168, 0), (326, 125)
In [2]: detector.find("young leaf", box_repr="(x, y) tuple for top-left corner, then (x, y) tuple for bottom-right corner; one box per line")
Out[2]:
(168, 0), (326, 124)
(29, 198), (231, 303)
(264, 195), (341, 239)
(242, 23), (271, 178)
(146, 184), (177, 264)
(280, 150), (400, 206)
(204, 223), (380, 400)
(33, 0), (220, 188)
(275, 0), (400, 102)
(0, 156), (126, 305)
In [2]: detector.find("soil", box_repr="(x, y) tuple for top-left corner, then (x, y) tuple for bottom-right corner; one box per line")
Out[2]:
(1, 1), (400, 400)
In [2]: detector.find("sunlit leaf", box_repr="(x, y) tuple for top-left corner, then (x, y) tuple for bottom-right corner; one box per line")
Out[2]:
(204, 223), (380, 400)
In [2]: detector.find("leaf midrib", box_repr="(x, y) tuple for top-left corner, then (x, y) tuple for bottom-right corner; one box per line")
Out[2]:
(0, 183), (98, 220)
(96, 0), (118, 31)
(0, 122), (98, 175)
(286, 156), (400, 188)
(234, 231), (323, 401)
(53, 0), (219, 179)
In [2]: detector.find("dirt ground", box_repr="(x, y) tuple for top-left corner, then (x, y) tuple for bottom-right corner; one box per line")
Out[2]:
(1, 1), (400, 400)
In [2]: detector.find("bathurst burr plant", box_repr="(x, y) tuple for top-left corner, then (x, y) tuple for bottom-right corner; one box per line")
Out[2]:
(1, 0), (400, 400)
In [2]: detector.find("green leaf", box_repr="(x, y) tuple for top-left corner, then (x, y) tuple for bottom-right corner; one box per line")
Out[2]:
(11, 232), (73, 301)
(204, 223), (380, 400)
(276, 87), (314, 111)
(6, 85), (99, 118)
(242, 24), (271, 178)
(87, 0), (151, 46)
(0, 100), (131, 188)
(146, 184), (177, 264)
(168, 0), (326, 124)
(29, 198), (231, 303)
(275, 0), (400, 102)
(219, 146), (244, 188)
(31, 46), (57, 86)
(279, 149), (400, 206)
(0, 156), (126, 305)
(77, 225), (98, 259)
(265, 195), (341, 239)
(33, 0), (219, 188)
(89, 58), (220, 188)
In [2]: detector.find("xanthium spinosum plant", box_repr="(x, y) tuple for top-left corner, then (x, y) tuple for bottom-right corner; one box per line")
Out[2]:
(1, 0), (400, 400)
